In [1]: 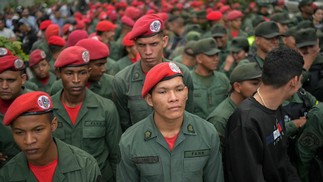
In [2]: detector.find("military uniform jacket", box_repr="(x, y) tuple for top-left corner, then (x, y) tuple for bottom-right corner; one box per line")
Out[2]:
(117, 111), (224, 182)
(0, 138), (102, 182)
(112, 59), (194, 132)
(50, 74), (114, 100)
(26, 72), (57, 94)
(112, 55), (132, 75)
(51, 89), (121, 181)
(190, 70), (230, 119)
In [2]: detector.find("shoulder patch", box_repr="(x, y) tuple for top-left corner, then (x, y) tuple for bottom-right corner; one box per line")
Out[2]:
(299, 133), (320, 147)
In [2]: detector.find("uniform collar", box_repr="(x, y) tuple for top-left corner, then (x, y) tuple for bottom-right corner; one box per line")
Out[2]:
(132, 58), (170, 82)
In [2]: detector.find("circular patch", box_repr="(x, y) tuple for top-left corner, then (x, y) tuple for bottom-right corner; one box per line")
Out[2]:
(40, 50), (46, 59)
(150, 20), (161, 33)
(0, 48), (8, 56)
(82, 50), (90, 63)
(37, 95), (51, 109)
(168, 62), (181, 73)
(299, 133), (320, 147)
(14, 59), (24, 69)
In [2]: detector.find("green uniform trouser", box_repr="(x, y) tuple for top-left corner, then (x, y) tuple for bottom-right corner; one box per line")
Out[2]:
(52, 89), (121, 182)
(0, 138), (101, 181)
(117, 112), (224, 182)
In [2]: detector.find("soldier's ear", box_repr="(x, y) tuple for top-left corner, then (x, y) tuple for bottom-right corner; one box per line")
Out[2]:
(145, 93), (153, 107)
(51, 117), (58, 132)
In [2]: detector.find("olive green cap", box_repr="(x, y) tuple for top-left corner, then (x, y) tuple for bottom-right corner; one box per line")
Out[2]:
(254, 21), (280, 38)
(184, 40), (197, 56)
(185, 31), (201, 42)
(211, 24), (227, 37)
(270, 13), (291, 24)
(184, 24), (203, 34)
(299, 0), (313, 8)
(230, 62), (262, 83)
(230, 37), (249, 52)
(295, 28), (317, 48)
(193, 38), (220, 56)
(282, 26), (297, 37)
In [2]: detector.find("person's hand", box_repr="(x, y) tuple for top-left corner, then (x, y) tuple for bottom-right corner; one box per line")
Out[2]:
(223, 54), (234, 72)
(301, 41), (320, 71)
(0, 152), (8, 161)
(292, 116), (307, 128)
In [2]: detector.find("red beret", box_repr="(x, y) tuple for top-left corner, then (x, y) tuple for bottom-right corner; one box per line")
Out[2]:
(129, 14), (164, 40)
(0, 47), (13, 57)
(232, 3), (241, 9)
(0, 55), (25, 73)
(45, 24), (60, 40)
(76, 20), (85, 29)
(66, 30), (88, 47)
(99, 12), (108, 20)
(96, 20), (117, 32)
(121, 16), (135, 27)
(157, 13), (169, 22)
(76, 38), (109, 60)
(74, 12), (83, 20)
(48, 35), (66, 47)
(62, 24), (73, 35)
(29, 49), (46, 67)
(39, 20), (52, 31)
(228, 10), (243, 21)
(3, 91), (53, 126)
(116, 2), (128, 9)
(146, 9), (156, 15)
(125, 7), (141, 20)
(55, 46), (90, 68)
(220, 5), (231, 13)
(206, 11), (223, 21)
(122, 33), (134, 47)
(109, 11), (118, 22)
(142, 62), (183, 97)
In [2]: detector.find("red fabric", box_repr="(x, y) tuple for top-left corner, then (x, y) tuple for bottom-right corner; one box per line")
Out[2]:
(39, 76), (50, 85)
(206, 11), (223, 21)
(29, 49), (46, 67)
(62, 101), (82, 125)
(54, 46), (89, 68)
(39, 20), (52, 31)
(45, 24), (60, 40)
(48, 36), (66, 47)
(62, 24), (73, 35)
(29, 159), (58, 182)
(227, 10), (243, 21)
(220, 5), (230, 14)
(0, 55), (24, 73)
(0, 99), (13, 115)
(121, 16), (135, 27)
(124, 7), (141, 20)
(164, 133), (179, 151)
(76, 38), (109, 60)
(0, 47), (13, 57)
(129, 14), (164, 40)
(96, 20), (116, 32)
(122, 33), (134, 47)
(231, 30), (239, 38)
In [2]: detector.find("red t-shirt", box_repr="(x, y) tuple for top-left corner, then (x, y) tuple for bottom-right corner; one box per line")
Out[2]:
(39, 76), (50, 85)
(62, 101), (82, 125)
(0, 99), (13, 115)
(29, 159), (58, 182)
(164, 133), (179, 151)
(231, 30), (239, 38)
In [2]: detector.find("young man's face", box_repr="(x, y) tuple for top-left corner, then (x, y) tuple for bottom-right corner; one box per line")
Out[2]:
(135, 34), (168, 71)
(0, 70), (26, 101)
(230, 18), (242, 30)
(145, 76), (188, 122)
(213, 36), (227, 49)
(11, 113), (57, 166)
(31, 60), (50, 79)
(89, 59), (107, 82)
(59, 65), (90, 97)
(236, 79), (261, 99)
(232, 50), (247, 62)
(197, 53), (219, 72)
(256, 36), (279, 54)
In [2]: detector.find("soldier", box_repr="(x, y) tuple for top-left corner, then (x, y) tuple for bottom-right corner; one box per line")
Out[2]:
(207, 62), (262, 147)
(0, 91), (102, 181)
(227, 10), (248, 40)
(225, 47), (302, 182)
(112, 14), (194, 132)
(0, 55), (27, 168)
(117, 62), (224, 182)
(25, 49), (57, 94)
(47, 35), (66, 74)
(173, 40), (198, 70)
(210, 24), (230, 66)
(190, 38), (230, 119)
(281, 26), (298, 50)
(270, 13), (292, 34)
(51, 46), (121, 182)
(293, 0), (314, 24)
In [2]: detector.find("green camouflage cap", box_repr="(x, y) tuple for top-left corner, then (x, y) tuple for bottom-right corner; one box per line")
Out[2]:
(282, 26), (297, 37)
(185, 31), (201, 41)
(270, 13), (291, 24)
(295, 28), (317, 48)
(254, 21), (280, 38)
(230, 62), (262, 83)
(193, 38), (220, 56)
(230, 37), (249, 52)
(211, 24), (227, 37)
(184, 40), (197, 56)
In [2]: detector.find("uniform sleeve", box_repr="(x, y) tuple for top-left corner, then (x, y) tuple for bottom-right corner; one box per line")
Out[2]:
(85, 156), (103, 182)
(49, 80), (63, 96)
(285, 120), (298, 137)
(180, 63), (194, 113)
(112, 75), (131, 132)
(203, 128), (224, 182)
(104, 99), (122, 180)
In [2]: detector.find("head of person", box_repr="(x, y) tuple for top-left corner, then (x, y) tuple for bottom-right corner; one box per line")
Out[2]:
(76, 38), (109, 82)
(142, 62), (188, 121)
(66, 30), (88, 47)
(167, 15), (185, 34)
(211, 24), (228, 49)
(254, 21), (281, 55)
(3, 91), (57, 166)
(270, 13), (291, 33)
(295, 28), (318, 55)
(281, 26), (297, 49)
(29, 49), (50, 79)
(193, 38), (221, 72)
(48, 35), (66, 59)
(298, 0), (314, 15)
(129, 14), (168, 72)
(17, 22), (31, 34)
(229, 62), (262, 98)
(0, 18), (5, 30)
(227, 10), (243, 30)
(230, 37), (250, 62)
(54, 46), (91, 97)
(0, 55), (26, 101)
(0, 47), (13, 57)
(95, 20), (117, 44)
(312, 7), (323, 23)
(122, 32), (138, 58)
(262, 47), (303, 97)
(206, 11), (223, 26)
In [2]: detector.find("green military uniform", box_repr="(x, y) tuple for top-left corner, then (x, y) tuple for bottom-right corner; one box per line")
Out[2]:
(23, 81), (39, 91)
(117, 112), (224, 182)
(109, 41), (126, 61)
(112, 59), (194, 132)
(30, 39), (52, 61)
(111, 55), (132, 75)
(0, 138), (101, 181)
(190, 70), (230, 119)
(25, 72), (57, 94)
(52, 89), (121, 182)
(50, 73), (114, 100)
(49, 57), (55, 74)
(106, 57), (117, 76)
(296, 103), (323, 182)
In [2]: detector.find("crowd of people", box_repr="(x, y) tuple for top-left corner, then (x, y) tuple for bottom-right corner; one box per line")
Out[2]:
(1, 0), (323, 181)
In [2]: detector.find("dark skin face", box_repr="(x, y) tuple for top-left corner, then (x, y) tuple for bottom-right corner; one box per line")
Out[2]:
(31, 60), (50, 79)
(88, 59), (107, 82)
(0, 70), (26, 101)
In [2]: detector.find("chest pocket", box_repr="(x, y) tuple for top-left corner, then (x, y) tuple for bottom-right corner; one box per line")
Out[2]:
(53, 121), (65, 140)
(132, 156), (163, 182)
(128, 95), (152, 124)
(82, 121), (106, 154)
(182, 149), (210, 182)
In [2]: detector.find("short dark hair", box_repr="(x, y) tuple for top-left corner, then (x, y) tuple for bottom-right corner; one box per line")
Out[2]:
(49, 45), (63, 54)
(262, 47), (304, 88)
